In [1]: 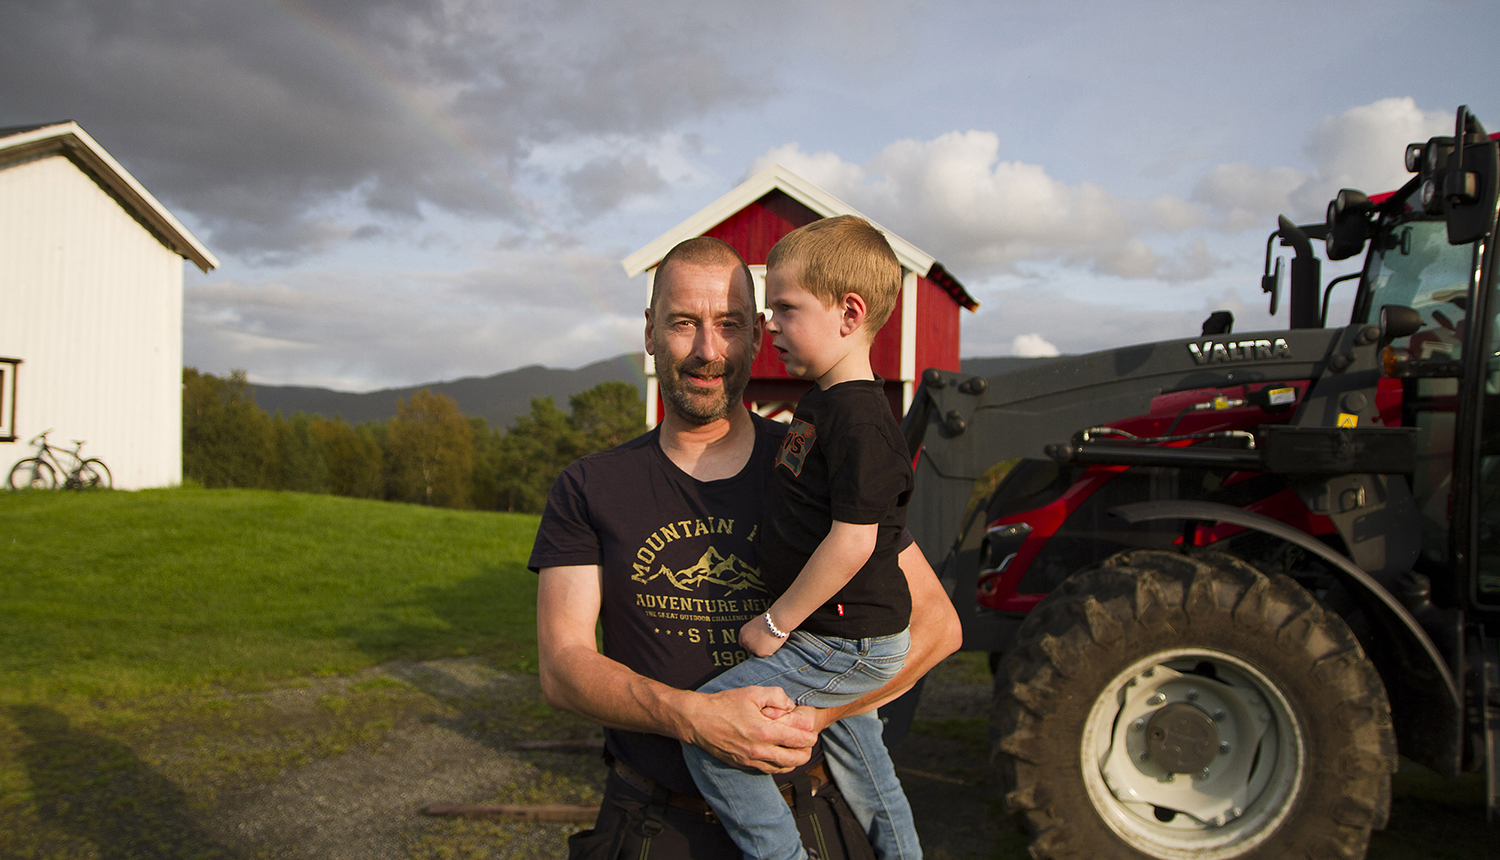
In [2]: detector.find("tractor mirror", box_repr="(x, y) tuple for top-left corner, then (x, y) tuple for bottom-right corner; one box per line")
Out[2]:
(1325, 189), (1373, 260)
(1444, 107), (1497, 245)
(1261, 256), (1285, 317)
(1379, 305), (1423, 347)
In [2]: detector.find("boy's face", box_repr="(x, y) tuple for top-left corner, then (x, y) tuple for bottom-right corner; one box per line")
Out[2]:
(764, 265), (849, 384)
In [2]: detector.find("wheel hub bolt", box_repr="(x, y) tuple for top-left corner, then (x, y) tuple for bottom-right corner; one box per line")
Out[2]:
(1213, 710), (1227, 721)
(1140, 752), (1150, 762)
(1220, 742), (1230, 754)
(1200, 767), (1211, 779)
(1186, 689), (1199, 701)
(1133, 719), (1145, 731)
(1147, 693), (1166, 706)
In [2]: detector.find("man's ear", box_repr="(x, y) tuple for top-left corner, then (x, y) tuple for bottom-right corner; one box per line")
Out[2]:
(839, 292), (868, 337)
(750, 311), (765, 359)
(644, 308), (656, 356)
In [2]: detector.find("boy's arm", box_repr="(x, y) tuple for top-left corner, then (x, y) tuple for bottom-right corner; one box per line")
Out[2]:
(738, 519), (877, 657)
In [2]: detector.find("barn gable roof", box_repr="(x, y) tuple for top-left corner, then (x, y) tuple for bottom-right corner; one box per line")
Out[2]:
(622, 163), (977, 310)
(0, 121), (219, 273)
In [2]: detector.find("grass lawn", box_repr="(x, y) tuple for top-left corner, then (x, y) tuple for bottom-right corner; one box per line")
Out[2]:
(0, 487), (542, 707)
(1, 487), (553, 856)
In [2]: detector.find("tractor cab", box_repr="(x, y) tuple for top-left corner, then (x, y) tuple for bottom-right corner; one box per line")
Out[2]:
(1328, 110), (1500, 615)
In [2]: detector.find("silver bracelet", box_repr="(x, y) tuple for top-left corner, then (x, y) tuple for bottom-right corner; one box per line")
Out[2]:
(764, 612), (789, 639)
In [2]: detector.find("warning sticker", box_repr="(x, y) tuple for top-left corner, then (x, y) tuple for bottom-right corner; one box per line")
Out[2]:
(1267, 387), (1296, 406)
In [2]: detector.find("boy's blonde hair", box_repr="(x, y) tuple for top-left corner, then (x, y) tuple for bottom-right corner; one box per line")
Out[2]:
(766, 215), (902, 335)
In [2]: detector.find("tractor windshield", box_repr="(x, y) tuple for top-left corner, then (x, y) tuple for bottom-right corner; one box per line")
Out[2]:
(1357, 215), (1479, 361)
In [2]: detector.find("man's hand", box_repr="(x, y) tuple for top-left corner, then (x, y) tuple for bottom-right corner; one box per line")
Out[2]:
(540, 566), (817, 775)
(739, 614), (785, 657)
(682, 685), (816, 773)
(784, 542), (963, 734)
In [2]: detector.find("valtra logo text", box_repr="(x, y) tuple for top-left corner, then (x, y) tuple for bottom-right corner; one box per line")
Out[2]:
(1187, 338), (1292, 366)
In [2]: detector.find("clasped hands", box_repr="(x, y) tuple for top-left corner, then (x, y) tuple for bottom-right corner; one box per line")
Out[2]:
(687, 684), (827, 774)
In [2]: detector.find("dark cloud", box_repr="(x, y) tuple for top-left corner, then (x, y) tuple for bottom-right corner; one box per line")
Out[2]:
(562, 155), (668, 218)
(183, 242), (644, 388)
(0, 0), (772, 257)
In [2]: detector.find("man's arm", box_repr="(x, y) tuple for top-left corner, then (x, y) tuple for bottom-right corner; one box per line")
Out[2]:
(806, 542), (962, 729)
(536, 564), (821, 773)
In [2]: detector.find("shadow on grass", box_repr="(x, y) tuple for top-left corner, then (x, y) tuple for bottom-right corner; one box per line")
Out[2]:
(10, 705), (240, 859)
(342, 563), (538, 672)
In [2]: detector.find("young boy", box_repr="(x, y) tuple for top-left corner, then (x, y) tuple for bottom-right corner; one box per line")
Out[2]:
(681, 215), (920, 860)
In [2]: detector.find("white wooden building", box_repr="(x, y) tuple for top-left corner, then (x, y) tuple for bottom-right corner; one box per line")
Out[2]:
(0, 122), (218, 489)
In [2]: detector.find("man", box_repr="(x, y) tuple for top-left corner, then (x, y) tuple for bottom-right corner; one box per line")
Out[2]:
(531, 236), (962, 858)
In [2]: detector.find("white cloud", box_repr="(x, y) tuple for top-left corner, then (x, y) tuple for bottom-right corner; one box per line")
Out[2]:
(1194, 97), (1453, 228)
(749, 131), (1215, 282)
(962, 284), (1208, 359)
(1193, 163), (1307, 232)
(1011, 333), (1060, 357)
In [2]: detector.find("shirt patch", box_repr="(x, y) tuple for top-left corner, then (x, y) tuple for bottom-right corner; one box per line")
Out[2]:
(776, 418), (816, 476)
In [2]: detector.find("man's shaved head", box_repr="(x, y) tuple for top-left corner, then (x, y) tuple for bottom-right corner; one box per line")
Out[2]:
(652, 237), (755, 313)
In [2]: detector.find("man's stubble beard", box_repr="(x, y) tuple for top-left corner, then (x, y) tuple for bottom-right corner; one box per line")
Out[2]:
(654, 336), (753, 426)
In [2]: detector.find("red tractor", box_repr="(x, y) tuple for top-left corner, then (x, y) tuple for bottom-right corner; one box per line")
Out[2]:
(900, 106), (1500, 858)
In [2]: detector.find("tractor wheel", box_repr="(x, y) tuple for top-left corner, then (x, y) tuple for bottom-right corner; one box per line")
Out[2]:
(992, 549), (1396, 860)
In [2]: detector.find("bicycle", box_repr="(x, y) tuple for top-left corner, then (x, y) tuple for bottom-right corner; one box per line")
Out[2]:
(7, 430), (113, 490)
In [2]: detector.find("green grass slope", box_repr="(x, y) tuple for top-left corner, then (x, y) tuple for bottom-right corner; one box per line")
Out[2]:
(0, 488), (543, 705)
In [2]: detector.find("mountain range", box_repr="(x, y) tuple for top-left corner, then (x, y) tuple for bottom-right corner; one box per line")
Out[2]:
(249, 353), (650, 430)
(246, 353), (1052, 430)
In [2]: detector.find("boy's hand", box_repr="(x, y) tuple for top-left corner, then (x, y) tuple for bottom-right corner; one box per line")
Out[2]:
(739, 616), (785, 657)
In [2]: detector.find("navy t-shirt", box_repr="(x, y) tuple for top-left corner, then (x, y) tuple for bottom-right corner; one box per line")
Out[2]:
(529, 415), (792, 794)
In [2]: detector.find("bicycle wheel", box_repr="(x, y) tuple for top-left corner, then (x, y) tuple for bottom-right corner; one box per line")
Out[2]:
(8, 458), (56, 490)
(77, 459), (112, 489)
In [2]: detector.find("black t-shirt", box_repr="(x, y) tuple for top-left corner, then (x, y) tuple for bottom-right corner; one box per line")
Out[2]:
(528, 415), (791, 794)
(759, 379), (913, 638)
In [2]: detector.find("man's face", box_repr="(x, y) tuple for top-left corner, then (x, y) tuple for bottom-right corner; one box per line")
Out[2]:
(646, 261), (762, 425)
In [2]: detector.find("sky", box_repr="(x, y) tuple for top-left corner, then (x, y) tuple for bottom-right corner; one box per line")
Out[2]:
(3, 0), (1499, 391)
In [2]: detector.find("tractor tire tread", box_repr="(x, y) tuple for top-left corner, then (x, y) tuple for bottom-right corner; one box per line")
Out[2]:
(993, 548), (1396, 860)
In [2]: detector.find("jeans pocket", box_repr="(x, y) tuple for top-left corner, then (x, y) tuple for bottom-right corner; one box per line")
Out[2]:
(856, 653), (905, 684)
(788, 630), (837, 665)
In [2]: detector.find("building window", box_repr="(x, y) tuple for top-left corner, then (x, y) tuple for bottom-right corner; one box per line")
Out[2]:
(0, 358), (19, 442)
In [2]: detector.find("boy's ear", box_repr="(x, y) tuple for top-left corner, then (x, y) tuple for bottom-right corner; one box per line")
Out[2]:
(838, 292), (868, 337)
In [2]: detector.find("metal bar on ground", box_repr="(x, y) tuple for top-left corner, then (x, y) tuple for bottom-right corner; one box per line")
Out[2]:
(422, 804), (600, 822)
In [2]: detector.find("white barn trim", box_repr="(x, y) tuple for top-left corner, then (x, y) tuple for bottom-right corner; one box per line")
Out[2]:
(0, 122), (218, 489)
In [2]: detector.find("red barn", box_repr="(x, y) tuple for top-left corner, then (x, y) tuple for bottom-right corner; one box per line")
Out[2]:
(623, 164), (977, 426)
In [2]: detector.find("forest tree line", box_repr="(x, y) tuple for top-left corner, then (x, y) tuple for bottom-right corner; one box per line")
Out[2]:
(182, 368), (645, 512)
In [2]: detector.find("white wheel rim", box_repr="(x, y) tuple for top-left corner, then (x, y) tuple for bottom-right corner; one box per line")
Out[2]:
(1079, 648), (1305, 859)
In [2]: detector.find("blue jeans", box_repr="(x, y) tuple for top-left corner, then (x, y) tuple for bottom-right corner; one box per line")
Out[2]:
(682, 628), (920, 860)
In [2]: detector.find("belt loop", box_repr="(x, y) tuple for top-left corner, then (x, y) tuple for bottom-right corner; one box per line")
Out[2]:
(640, 784), (668, 837)
(792, 774), (813, 819)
